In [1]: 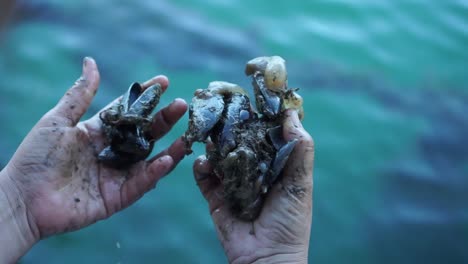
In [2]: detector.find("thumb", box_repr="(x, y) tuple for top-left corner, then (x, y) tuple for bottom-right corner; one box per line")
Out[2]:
(261, 109), (314, 221)
(47, 57), (100, 127)
(282, 109), (314, 190)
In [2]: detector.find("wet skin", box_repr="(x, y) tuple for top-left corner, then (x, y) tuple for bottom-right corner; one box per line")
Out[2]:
(0, 57), (188, 263)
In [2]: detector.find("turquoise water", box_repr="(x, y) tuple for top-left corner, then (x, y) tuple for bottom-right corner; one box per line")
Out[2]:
(1, 1), (467, 263)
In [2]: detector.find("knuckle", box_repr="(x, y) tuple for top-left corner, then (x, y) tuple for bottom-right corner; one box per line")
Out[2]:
(299, 132), (314, 150)
(74, 77), (89, 88)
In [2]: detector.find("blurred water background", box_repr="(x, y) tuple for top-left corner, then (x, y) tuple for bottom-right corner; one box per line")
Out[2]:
(1, 0), (467, 263)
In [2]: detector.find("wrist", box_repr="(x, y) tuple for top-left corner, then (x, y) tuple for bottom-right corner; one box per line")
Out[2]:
(231, 249), (308, 264)
(0, 167), (39, 263)
(250, 253), (308, 264)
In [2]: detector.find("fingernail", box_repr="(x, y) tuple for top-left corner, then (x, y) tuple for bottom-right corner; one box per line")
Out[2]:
(83, 56), (94, 68)
(157, 155), (172, 164)
(149, 155), (172, 175)
(173, 98), (186, 105)
(83, 57), (89, 67)
(194, 156), (210, 181)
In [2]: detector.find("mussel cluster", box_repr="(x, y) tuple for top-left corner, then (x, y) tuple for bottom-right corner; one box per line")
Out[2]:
(184, 56), (303, 220)
(98, 82), (163, 168)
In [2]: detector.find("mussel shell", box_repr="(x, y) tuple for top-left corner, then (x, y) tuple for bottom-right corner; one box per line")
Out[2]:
(185, 91), (225, 144)
(264, 56), (287, 92)
(212, 93), (252, 157)
(127, 83), (163, 116)
(121, 82), (141, 112)
(252, 73), (282, 119)
(98, 82), (161, 168)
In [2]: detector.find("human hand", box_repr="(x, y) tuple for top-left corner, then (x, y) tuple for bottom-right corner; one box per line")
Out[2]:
(193, 110), (314, 264)
(0, 57), (187, 262)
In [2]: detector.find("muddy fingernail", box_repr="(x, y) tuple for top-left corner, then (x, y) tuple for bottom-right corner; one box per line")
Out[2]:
(83, 57), (90, 67)
(194, 156), (211, 180)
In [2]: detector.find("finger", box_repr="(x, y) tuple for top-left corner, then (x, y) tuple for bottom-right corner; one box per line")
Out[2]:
(151, 98), (188, 141)
(265, 109), (314, 211)
(48, 57), (100, 127)
(120, 155), (174, 206)
(256, 110), (314, 232)
(148, 136), (186, 172)
(141, 75), (169, 92)
(282, 109), (315, 185)
(87, 75), (170, 125)
(193, 156), (243, 244)
(193, 156), (225, 214)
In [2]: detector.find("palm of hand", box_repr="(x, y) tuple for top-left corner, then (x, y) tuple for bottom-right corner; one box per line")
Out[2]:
(5, 58), (187, 238)
(12, 118), (142, 237)
(213, 186), (311, 263)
